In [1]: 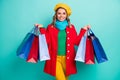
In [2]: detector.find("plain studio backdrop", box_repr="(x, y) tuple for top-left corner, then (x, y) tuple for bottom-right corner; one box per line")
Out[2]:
(0, 0), (120, 80)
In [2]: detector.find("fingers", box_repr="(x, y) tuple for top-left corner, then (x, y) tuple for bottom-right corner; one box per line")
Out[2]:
(34, 24), (39, 27)
(87, 25), (91, 29)
(34, 24), (43, 28)
(83, 24), (91, 30)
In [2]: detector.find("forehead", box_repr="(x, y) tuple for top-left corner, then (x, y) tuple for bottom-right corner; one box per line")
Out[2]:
(57, 8), (66, 13)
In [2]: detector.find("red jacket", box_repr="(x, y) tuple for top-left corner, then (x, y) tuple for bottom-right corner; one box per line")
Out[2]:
(40, 24), (86, 76)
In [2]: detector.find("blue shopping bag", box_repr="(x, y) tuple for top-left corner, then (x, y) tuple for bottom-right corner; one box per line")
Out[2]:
(17, 33), (34, 60)
(16, 27), (38, 60)
(75, 31), (87, 62)
(89, 29), (108, 63)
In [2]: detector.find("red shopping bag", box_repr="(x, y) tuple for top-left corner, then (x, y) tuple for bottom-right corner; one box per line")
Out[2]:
(27, 36), (39, 63)
(85, 35), (95, 64)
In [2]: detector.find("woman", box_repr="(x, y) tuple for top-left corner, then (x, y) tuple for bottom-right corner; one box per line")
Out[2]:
(35, 3), (90, 80)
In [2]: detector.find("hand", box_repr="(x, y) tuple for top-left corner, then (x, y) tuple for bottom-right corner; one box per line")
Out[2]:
(34, 24), (43, 28)
(83, 24), (91, 30)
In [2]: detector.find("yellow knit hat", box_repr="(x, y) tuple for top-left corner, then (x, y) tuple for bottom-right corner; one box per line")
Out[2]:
(54, 3), (72, 16)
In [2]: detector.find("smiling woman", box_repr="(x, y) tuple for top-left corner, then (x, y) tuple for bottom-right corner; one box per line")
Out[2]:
(35, 3), (89, 80)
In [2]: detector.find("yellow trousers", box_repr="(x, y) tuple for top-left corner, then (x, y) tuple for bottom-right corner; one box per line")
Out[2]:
(56, 56), (69, 80)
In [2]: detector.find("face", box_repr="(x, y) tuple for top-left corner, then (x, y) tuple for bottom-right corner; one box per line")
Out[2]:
(56, 8), (67, 21)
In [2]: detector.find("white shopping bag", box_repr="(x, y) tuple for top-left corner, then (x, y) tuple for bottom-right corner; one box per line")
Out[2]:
(39, 34), (50, 61)
(75, 31), (87, 62)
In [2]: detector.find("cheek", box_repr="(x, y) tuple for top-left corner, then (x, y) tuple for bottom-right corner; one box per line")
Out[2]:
(63, 15), (67, 18)
(57, 14), (61, 17)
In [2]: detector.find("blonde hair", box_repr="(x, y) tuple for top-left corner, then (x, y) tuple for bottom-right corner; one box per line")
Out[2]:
(51, 7), (72, 28)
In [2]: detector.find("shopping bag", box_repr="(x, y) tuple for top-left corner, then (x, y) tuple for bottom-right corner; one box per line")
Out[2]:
(89, 29), (108, 63)
(17, 33), (34, 60)
(75, 31), (87, 62)
(27, 36), (39, 63)
(39, 33), (50, 61)
(85, 33), (95, 64)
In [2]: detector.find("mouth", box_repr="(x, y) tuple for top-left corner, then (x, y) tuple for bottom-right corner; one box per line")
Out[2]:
(58, 18), (65, 21)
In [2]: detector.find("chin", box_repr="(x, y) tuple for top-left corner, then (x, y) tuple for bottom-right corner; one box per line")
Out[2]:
(59, 19), (65, 21)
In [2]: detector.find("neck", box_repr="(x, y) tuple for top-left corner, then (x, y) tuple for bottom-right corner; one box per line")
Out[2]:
(55, 20), (68, 30)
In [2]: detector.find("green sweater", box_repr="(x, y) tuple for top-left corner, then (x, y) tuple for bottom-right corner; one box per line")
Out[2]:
(58, 30), (66, 55)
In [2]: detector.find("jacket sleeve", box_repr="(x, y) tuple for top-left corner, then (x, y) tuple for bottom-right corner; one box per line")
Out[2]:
(74, 28), (87, 46)
(39, 25), (51, 44)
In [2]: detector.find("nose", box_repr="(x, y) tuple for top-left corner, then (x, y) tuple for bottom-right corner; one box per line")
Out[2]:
(59, 14), (62, 17)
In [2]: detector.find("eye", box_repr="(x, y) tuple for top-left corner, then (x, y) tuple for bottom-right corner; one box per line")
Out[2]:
(63, 12), (66, 15)
(57, 12), (61, 15)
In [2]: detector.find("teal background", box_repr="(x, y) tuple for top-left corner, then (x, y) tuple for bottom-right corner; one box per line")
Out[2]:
(0, 0), (120, 80)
